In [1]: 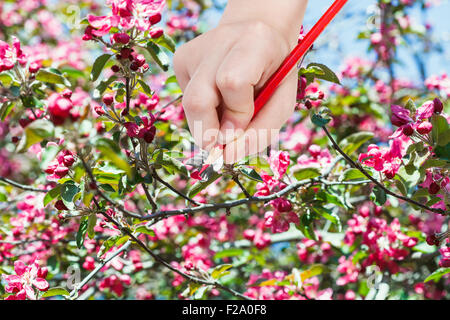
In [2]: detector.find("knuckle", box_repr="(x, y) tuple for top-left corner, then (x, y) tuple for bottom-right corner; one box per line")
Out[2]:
(216, 71), (245, 91)
(246, 21), (271, 36)
(182, 92), (210, 113)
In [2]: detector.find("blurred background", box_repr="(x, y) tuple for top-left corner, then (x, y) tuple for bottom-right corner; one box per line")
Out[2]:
(199, 0), (450, 85)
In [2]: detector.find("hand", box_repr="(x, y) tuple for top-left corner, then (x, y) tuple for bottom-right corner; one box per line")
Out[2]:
(173, 0), (307, 164)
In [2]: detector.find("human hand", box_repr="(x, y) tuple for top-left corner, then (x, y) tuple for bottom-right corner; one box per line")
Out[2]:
(173, 0), (307, 164)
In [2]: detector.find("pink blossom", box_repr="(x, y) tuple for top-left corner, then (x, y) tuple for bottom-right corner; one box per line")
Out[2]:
(2, 260), (49, 300)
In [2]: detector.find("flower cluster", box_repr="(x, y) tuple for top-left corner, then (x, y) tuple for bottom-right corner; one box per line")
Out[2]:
(2, 260), (49, 300)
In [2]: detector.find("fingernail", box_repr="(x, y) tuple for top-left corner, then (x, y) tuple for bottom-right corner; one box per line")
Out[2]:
(218, 121), (245, 145)
(218, 121), (235, 145)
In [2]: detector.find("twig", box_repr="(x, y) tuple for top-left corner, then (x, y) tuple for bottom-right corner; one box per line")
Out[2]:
(232, 176), (252, 198)
(70, 241), (132, 300)
(322, 126), (447, 215)
(0, 176), (47, 193)
(152, 170), (200, 206)
(141, 179), (316, 221)
(80, 154), (251, 300)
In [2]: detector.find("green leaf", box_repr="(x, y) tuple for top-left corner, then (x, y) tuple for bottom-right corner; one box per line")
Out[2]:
(431, 114), (449, 146)
(87, 214), (97, 239)
(98, 235), (121, 258)
(293, 167), (321, 181)
(394, 177), (408, 197)
(0, 193), (7, 202)
(405, 98), (417, 113)
(155, 34), (176, 53)
(305, 63), (341, 84)
(21, 95), (44, 109)
(99, 184), (116, 192)
(188, 172), (221, 198)
(43, 185), (62, 207)
(297, 212), (317, 240)
(42, 287), (70, 298)
(145, 42), (170, 71)
(91, 54), (112, 82)
(36, 69), (69, 85)
(137, 79), (152, 96)
(0, 73), (13, 86)
(214, 248), (245, 260)
(76, 216), (89, 249)
(371, 187), (387, 205)
(95, 138), (132, 177)
(153, 149), (189, 177)
(211, 264), (233, 279)
(239, 167), (263, 182)
(341, 168), (368, 181)
(424, 268), (450, 283)
(0, 102), (14, 121)
(311, 113), (331, 127)
(340, 131), (374, 155)
(17, 119), (55, 152)
(312, 207), (342, 231)
(135, 225), (156, 237)
(61, 183), (80, 203)
(434, 143), (450, 162)
(299, 264), (326, 282)
(95, 75), (118, 96)
(423, 158), (449, 170)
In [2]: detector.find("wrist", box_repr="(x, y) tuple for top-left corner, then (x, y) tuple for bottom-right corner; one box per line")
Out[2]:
(219, 0), (308, 47)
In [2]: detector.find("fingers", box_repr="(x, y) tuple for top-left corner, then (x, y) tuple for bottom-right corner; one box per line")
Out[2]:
(172, 45), (190, 91)
(182, 67), (221, 151)
(215, 40), (273, 145)
(223, 71), (298, 164)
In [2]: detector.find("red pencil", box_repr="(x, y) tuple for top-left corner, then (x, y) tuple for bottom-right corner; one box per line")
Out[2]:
(253, 0), (348, 116)
(199, 0), (348, 178)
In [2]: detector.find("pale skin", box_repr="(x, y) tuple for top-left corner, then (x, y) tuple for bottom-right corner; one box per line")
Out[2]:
(173, 0), (308, 164)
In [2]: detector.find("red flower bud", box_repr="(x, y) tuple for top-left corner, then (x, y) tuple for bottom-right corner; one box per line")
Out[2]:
(150, 27), (164, 39)
(148, 12), (162, 25)
(402, 123), (414, 136)
(94, 104), (105, 116)
(433, 97), (443, 114)
(120, 47), (133, 59)
(28, 62), (40, 73)
(429, 182), (440, 195)
(54, 166), (69, 178)
(55, 200), (68, 211)
(130, 61), (140, 71)
(305, 100), (313, 110)
(38, 267), (48, 279)
(416, 121), (432, 135)
(61, 89), (72, 99)
(45, 162), (58, 174)
(134, 54), (146, 67)
(426, 234), (438, 246)
(112, 33), (130, 44)
(19, 118), (31, 128)
(96, 122), (106, 133)
(318, 91), (325, 100)
(391, 105), (412, 127)
(143, 126), (156, 143)
(102, 93), (114, 105)
(111, 65), (120, 73)
(63, 154), (75, 167)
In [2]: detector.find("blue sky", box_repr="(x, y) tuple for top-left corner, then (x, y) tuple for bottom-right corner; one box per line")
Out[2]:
(200, 0), (450, 83)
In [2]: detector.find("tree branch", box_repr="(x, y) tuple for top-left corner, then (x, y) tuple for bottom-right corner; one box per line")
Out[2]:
(0, 176), (47, 193)
(322, 126), (447, 215)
